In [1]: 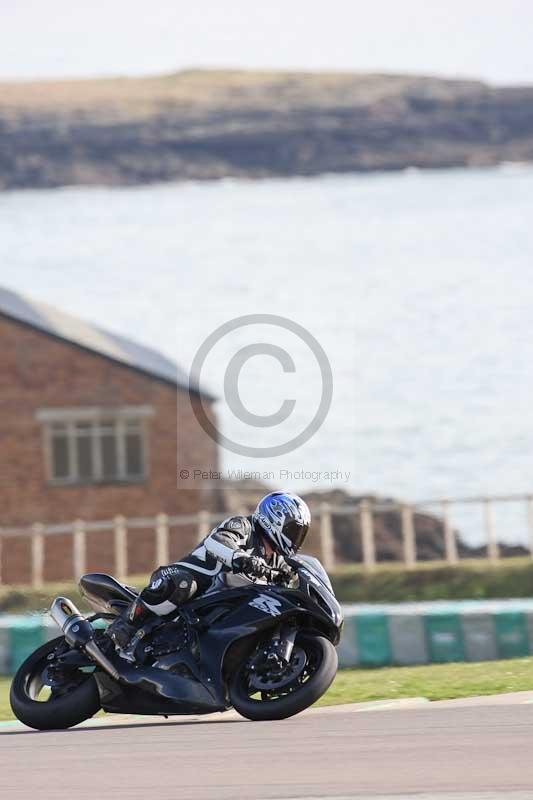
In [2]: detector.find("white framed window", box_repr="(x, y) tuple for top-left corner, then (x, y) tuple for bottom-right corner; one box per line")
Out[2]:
(36, 407), (153, 485)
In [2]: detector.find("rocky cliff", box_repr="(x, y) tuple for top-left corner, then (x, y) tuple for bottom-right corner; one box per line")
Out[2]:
(1, 70), (533, 190)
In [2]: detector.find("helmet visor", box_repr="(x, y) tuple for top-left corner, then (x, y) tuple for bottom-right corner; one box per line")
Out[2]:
(283, 520), (309, 553)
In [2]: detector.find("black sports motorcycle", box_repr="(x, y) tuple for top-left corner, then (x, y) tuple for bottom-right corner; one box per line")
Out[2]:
(10, 555), (343, 730)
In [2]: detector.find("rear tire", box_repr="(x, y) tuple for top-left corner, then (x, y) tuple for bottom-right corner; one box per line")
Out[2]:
(10, 636), (101, 730)
(229, 634), (337, 721)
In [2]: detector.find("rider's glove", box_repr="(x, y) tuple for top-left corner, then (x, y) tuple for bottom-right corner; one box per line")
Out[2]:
(275, 561), (294, 583)
(232, 552), (269, 578)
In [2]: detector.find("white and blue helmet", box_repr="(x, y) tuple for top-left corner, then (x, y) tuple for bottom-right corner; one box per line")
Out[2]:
(253, 492), (311, 556)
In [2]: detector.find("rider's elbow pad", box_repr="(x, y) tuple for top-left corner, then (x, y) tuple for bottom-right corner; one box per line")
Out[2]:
(204, 535), (236, 568)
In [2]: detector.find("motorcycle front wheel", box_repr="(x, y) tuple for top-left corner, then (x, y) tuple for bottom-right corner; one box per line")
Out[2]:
(229, 634), (337, 721)
(10, 636), (101, 730)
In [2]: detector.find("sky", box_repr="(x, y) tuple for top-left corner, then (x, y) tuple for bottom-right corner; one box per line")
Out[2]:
(1, 0), (532, 85)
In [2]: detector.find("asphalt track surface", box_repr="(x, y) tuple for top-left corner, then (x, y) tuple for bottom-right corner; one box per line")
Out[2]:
(3, 694), (533, 800)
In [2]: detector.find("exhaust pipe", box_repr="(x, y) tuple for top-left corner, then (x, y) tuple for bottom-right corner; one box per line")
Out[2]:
(50, 597), (121, 682)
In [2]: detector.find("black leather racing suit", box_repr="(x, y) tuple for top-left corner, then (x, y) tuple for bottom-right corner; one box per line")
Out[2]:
(138, 515), (285, 616)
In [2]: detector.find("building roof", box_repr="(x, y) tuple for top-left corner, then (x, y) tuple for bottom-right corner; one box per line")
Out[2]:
(0, 286), (212, 398)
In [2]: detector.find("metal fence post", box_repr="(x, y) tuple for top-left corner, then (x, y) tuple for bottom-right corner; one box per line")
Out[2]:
(155, 513), (170, 566)
(484, 498), (499, 562)
(197, 510), (211, 542)
(318, 503), (335, 571)
(442, 500), (458, 564)
(114, 515), (128, 579)
(401, 504), (416, 567)
(360, 500), (376, 571)
(31, 523), (45, 588)
(527, 496), (533, 559)
(73, 519), (86, 580)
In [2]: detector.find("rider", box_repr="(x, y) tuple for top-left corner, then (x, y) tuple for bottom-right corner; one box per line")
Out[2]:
(108, 491), (311, 658)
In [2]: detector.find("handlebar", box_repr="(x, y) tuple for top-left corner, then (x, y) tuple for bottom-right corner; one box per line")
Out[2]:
(236, 555), (297, 585)
(263, 564), (295, 585)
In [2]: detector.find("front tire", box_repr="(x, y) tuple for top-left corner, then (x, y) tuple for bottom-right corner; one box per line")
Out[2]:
(10, 636), (101, 730)
(229, 634), (337, 721)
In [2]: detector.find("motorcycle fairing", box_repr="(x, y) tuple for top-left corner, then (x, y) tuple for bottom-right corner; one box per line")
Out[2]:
(83, 566), (342, 716)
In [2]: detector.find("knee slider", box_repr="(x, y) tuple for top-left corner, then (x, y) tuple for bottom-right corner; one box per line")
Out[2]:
(140, 569), (174, 605)
(168, 572), (197, 605)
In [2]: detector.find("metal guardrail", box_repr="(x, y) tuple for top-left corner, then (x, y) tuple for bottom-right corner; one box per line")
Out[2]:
(1, 494), (533, 587)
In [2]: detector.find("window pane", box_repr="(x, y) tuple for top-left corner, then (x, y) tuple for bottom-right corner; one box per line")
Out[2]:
(125, 420), (141, 432)
(51, 435), (70, 479)
(77, 435), (93, 480)
(125, 432), (144, 477)
(102, 434), (118, 479)
(45, 415), (147, 483)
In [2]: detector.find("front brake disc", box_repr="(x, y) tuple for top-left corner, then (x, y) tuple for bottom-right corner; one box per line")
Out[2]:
(248, 646), (307, 691)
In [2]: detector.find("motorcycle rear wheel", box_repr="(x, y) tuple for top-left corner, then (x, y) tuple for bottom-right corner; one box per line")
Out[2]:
(229, 634), (337, 721)
(10, 636), (101, 730)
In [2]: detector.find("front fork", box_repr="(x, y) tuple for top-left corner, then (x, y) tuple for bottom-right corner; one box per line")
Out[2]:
(264, 624), (298, 667)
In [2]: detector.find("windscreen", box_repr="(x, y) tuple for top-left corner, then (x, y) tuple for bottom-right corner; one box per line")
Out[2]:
(293, 555), (334, 592)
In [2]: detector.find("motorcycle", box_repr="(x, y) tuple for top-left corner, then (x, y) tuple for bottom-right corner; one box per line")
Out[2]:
(10, 555), (343, 730)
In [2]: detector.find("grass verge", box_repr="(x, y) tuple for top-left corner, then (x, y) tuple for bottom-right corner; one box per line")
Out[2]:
(315, 657), (533, 706)
(0, 678), (12, 721)
(3, 659), (533, 722)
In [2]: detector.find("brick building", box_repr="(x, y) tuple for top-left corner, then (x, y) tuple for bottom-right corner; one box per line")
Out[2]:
(0, 287), (219, 583)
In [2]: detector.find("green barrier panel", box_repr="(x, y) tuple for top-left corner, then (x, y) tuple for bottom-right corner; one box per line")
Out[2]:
(355, 613), (391, 666)
(524, 611), (533, 654)
(9, 620), (46, 672)
(494, 612), (529, 659)
(424, 613), (465, 663)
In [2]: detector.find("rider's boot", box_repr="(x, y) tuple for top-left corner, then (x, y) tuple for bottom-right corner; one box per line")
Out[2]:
(107, 597), (154, 662)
